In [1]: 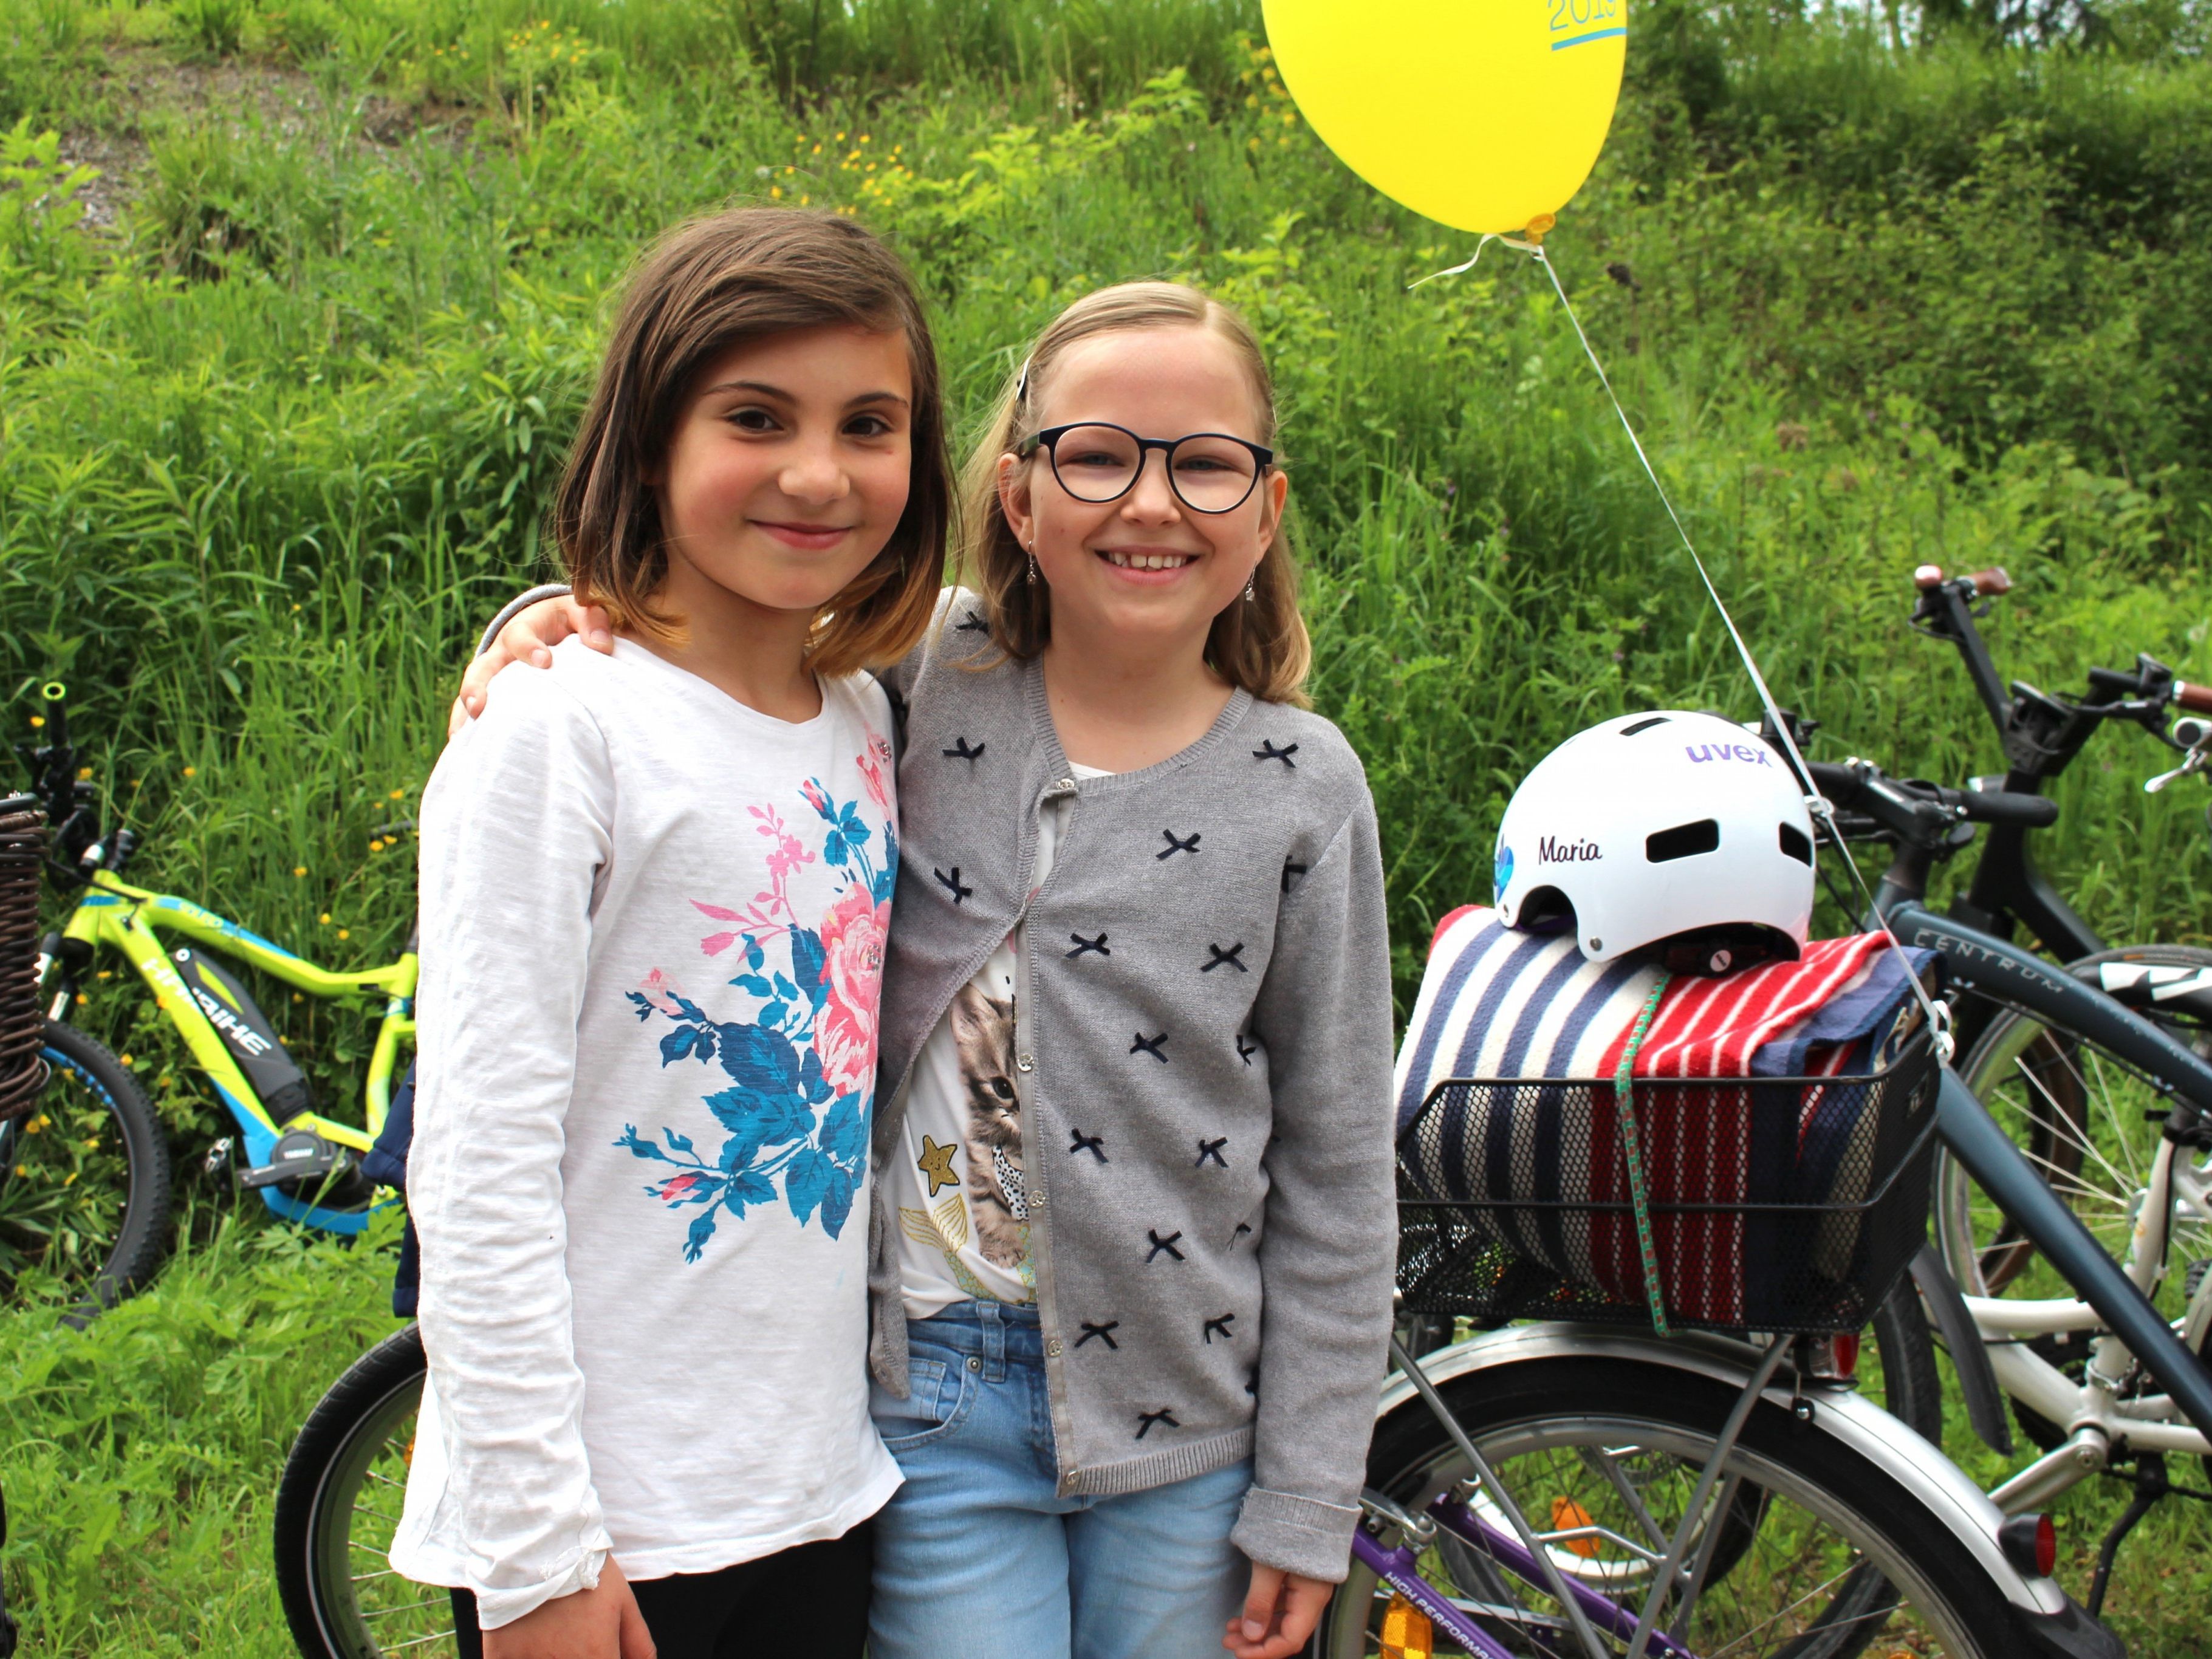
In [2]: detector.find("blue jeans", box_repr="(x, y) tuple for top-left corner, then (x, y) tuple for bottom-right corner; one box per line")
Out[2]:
(868, 1301), (1252, 1659)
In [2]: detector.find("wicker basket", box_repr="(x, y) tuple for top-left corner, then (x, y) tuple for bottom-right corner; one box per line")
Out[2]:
(0, 794), (49, 1124)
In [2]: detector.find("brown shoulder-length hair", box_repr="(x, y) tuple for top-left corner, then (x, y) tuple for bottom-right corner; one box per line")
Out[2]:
(960, 281), (1311, 706)
(551, 207), (950, 679)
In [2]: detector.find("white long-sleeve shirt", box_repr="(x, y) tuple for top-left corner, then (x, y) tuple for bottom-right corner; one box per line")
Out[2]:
(389, 637), (903, 1627)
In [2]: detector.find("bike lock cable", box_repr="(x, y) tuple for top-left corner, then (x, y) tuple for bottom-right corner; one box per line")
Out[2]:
(1417, 239), (1955, 1066)
(1613, 973), (1672, 1335)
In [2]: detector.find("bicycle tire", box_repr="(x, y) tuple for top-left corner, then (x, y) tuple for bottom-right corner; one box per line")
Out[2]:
(0, 1021), (171, 1311)
(1935, 943), (2212, 1309)
(1315, 1353), (2022, 1659)
(273, 1323), (453, 1659)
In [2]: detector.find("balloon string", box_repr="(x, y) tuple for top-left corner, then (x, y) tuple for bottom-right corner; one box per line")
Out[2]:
(1440, 241), (1954, 1064)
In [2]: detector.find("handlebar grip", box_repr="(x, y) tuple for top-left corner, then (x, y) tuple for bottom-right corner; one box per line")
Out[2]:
(1952, 788), (2058, 827)
(1967, 566), (2012, 597)
(2175, 681), (2212, 715)
(1804, 761), (1866, 807)
(1912, 564), (1945, 590)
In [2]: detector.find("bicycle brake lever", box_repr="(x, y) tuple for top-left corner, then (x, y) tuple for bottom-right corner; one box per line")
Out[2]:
(2146, 743), (2208, 794)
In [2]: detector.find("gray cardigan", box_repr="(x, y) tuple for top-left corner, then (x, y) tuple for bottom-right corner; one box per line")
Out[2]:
(480, 586), (1399, 1580)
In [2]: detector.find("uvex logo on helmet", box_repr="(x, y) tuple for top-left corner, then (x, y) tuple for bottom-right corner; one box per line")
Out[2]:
(1685, 742), (1773, 767)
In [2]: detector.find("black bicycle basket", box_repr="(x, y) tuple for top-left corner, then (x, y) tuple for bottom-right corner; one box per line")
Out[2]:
(1395, 1031), (1939, 1335)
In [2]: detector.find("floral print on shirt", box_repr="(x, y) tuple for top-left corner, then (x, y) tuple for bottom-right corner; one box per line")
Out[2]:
(615, 739), (897, 1259)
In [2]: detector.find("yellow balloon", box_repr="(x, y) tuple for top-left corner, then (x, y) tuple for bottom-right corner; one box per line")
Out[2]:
(1262, 0), (1628, 237)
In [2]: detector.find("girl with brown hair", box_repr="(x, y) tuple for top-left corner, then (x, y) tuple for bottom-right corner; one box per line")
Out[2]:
(394, 207), (949, 1659)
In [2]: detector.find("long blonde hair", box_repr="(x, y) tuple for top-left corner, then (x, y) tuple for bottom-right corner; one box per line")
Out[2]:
(959, 281), (1312, 707)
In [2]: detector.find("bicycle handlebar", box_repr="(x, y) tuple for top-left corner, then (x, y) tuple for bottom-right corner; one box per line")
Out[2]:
(1806, 759), (2058, 841)
(1913, 563), (2011, 598)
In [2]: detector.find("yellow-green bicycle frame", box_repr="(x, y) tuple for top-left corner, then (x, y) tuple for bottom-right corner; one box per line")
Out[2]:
(54, 871), (417, 1235)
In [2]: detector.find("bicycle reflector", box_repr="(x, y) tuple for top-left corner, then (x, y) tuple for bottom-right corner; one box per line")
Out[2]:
(1998, 1513), (2058, 1578)
(1379, 1595), (1433, 1659)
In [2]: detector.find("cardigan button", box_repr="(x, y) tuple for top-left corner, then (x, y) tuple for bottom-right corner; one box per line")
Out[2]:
(1017, 1053), (1035, 1073)
(1055, 776), (1075, 792)
(1046, 1338), (1063, 1357)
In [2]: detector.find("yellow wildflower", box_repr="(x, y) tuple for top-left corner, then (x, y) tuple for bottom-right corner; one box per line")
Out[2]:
(294, 866), (307, 877)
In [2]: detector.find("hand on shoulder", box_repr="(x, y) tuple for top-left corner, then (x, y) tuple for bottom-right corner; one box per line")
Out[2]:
(450, 594), (615, 737)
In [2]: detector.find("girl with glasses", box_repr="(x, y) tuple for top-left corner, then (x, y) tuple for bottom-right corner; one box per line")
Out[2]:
(464, 280), (1395, 1659)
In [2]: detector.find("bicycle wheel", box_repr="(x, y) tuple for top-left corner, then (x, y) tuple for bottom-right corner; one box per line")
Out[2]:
(1934, 944), (2212, 1309)
(0, 1021), (171, 1308)
(274, 1324), (456, 1659)
(1315, 1353), (2019, 1659)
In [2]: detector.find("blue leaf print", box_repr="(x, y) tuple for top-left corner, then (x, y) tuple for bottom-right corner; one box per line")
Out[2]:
(727, 1168), (777, 1215)
(799, 1047), (830, 1104)
(659, 1026), (701, 1066)
(789, 929), (828, 1010)
(820, 1165), (856, 1239)
(784, 1146), (833, 1225)
(823, 830), (847, 867)
(626, 992), (657, 1022)
(683, 1210), (719, 1262)
(821, 1093), (869, 1168)
(662, 1127), (694, 1155)
(716, 1022), (800, 1093)
(744, 937), (765, 971)
(615, 1125), (669, 1161)
(731, 974), (773, 997)
(762, 1002), (789, 1028)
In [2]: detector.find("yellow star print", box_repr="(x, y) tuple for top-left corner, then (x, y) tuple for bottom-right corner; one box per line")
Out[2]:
(917, 1135), (959, 1197)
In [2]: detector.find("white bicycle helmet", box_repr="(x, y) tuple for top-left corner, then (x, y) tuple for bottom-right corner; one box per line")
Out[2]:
(1492, 710), (1816, 971)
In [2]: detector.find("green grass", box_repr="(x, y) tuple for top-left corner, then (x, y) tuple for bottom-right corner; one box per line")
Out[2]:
(3, 0), (2212, 1649)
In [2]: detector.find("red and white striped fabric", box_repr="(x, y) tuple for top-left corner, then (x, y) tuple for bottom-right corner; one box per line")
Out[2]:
(1584, 932), (1894, 1322)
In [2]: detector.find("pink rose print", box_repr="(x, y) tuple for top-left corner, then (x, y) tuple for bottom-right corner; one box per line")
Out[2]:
(817, 884), (889, 1094)
(857, 734), (895, 820)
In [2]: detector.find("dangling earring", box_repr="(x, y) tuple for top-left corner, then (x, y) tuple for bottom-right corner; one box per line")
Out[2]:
(1244, 572), (1256, 603)
(1027, 547), (1039, 586)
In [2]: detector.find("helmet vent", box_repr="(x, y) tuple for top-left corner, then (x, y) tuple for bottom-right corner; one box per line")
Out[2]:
(1779, 822), (1813, 865)
(1620, 716), (1671, 736)
(1645, 819), (1720, 863)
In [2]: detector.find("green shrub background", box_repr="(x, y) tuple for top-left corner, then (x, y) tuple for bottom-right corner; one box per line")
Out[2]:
(3, 0), (2210, 1648)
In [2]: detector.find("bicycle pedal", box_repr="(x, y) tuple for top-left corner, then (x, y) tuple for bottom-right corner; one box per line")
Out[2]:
(240, 1128), (371, 1207)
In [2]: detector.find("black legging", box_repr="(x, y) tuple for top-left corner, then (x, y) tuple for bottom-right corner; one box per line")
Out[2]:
(451, 1522), (871, 1659)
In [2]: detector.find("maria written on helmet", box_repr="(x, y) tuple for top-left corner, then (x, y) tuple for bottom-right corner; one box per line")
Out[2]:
(1491, 710), (1816, 975)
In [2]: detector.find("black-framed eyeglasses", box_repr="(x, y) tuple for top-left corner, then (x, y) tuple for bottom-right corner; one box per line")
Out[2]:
(1018, 422), (1276, 515)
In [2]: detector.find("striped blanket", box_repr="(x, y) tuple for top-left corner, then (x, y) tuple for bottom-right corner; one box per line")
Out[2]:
(1396, 906), (1930, 1325)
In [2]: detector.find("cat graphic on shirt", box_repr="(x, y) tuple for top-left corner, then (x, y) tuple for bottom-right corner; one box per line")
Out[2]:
(950, 982), (1027, 1268)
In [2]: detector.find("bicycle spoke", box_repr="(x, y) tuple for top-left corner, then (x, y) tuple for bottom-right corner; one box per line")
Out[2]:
(2080, 1046), (2145, 1188)
(361, 1596), (447, 1620)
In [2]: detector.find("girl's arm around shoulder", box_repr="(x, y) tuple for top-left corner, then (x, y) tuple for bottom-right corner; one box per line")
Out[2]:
(405, 659), (618, 1628)
(1233, 770), (1398, 1584)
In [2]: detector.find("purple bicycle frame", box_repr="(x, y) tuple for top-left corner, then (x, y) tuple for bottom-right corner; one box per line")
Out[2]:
(1346, 1493), (1700, 1659)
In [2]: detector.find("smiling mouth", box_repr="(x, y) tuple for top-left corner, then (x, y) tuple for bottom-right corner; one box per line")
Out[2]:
(756, 520), (857, 546)
(1100, 550), (1197, 571)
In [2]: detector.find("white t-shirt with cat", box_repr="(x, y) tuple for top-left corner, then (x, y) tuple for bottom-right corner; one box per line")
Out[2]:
(895, 762), (1111, 1319)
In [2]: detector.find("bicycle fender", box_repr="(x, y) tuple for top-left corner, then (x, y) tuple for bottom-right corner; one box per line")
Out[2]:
(1911, 1241), (2015, 1456)
(1377, 1322), (2069, 1619)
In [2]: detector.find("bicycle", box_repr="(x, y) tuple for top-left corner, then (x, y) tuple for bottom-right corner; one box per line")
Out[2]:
(1803, 754), (2212, 1612)
(6, 681), (418, 1306)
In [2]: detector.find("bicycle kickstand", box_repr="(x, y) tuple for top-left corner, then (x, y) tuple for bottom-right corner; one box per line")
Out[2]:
(2086, 1453), (2166, 1620)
